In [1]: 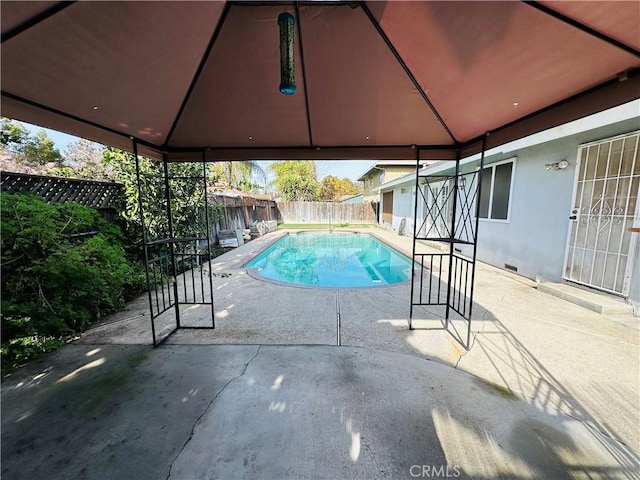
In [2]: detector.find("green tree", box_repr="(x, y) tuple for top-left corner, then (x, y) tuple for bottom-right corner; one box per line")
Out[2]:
(103, 148), (223, 245)
(270, 161), (320, 201)
(212, 161), (266, 192)
(58, 139), (111, 180)
(21, 130), (63, 166)
(0, 119), (62, 166)
(318, 175), (362, 201)
(0, 118), (28, 148)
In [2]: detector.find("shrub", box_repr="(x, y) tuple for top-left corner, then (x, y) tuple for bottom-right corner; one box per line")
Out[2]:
(1, 193), (145, 373)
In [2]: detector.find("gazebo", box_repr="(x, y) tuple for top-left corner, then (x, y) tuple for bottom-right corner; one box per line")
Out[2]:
(2, 1), (639, 344)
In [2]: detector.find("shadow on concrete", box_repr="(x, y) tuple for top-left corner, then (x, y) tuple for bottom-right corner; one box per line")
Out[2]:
(404, 297), (640, 479)
(469, 313), (639, 477)
(2, 344), (638, 479)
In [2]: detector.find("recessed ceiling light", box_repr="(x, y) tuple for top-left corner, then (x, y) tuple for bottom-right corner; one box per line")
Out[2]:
(512, 102), (519, 106)
(365, 136), (370, 140)
(249, 136), (253, 140)
(93, 105), (98, 110)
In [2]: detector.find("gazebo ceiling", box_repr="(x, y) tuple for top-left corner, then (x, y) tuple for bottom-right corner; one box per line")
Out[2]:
(1, 1), (639, 161)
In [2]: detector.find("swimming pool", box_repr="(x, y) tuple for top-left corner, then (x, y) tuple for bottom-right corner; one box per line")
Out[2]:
(244, 232), (414, 288)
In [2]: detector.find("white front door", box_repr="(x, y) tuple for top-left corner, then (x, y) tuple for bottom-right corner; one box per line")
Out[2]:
(563, 131), (640, 296)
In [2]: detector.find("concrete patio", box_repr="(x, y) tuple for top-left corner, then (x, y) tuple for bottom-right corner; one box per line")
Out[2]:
(2, 227), (639, 479)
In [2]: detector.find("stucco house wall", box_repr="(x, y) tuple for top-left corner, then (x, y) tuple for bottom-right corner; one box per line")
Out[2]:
(389, 183), (414, 234)
(465, 117), (640, 284)
(377, 101), (640, 307)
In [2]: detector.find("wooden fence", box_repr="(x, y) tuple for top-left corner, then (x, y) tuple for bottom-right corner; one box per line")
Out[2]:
(277, 201), (376, 224)
(210, 194), (278, 229)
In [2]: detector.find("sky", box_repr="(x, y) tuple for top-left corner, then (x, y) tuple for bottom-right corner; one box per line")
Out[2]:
(18, 121), (375, 183)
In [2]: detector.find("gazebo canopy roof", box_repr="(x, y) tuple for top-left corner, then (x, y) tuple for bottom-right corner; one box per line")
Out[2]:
(2, 1), (639, 161)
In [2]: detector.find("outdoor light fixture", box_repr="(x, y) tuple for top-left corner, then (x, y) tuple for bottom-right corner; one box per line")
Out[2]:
(545, 159), (569, 170)
(278, 12), (296, 95)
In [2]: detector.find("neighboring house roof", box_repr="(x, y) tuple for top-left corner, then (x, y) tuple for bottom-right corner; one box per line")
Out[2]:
(373, 171), (418, 193)
(357, 161), (428, 181)
(340, 193), (363, 203)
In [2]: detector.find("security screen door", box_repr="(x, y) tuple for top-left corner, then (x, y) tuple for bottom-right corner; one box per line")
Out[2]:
(563, 131), (640, 296)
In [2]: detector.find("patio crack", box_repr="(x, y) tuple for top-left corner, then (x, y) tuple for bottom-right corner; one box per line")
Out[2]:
(165, 345), (261, 480)
(454, 306), (490, 369)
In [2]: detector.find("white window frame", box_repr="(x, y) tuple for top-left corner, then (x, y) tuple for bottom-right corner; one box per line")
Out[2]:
(477, 157), (516, 223)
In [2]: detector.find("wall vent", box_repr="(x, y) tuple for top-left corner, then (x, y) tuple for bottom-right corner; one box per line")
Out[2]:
(504, 263), (518, 272)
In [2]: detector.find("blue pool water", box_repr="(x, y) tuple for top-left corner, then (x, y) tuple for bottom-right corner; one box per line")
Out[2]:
(244, 232), (414, 288)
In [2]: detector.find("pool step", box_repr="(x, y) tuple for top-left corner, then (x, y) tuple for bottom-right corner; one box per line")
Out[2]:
(364, 265), (382, 283)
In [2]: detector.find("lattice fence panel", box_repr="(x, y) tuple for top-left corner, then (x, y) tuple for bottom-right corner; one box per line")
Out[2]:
(1, 172), (123, 209)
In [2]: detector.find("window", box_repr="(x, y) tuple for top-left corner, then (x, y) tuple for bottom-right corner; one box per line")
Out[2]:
(478, 160), (514, 221)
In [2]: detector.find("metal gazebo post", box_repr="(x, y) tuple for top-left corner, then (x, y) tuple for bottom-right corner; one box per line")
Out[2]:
(409, 148), (421, 329)
(162, 153), (181, 329)
(202, 151), (215, 328)
(133, 140), (157, 345)
(467, 133), (489, 346)
(445, 151), (462, 329)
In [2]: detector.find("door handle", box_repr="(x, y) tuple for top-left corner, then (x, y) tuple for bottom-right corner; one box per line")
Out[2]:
(569, 215), (577, 220)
